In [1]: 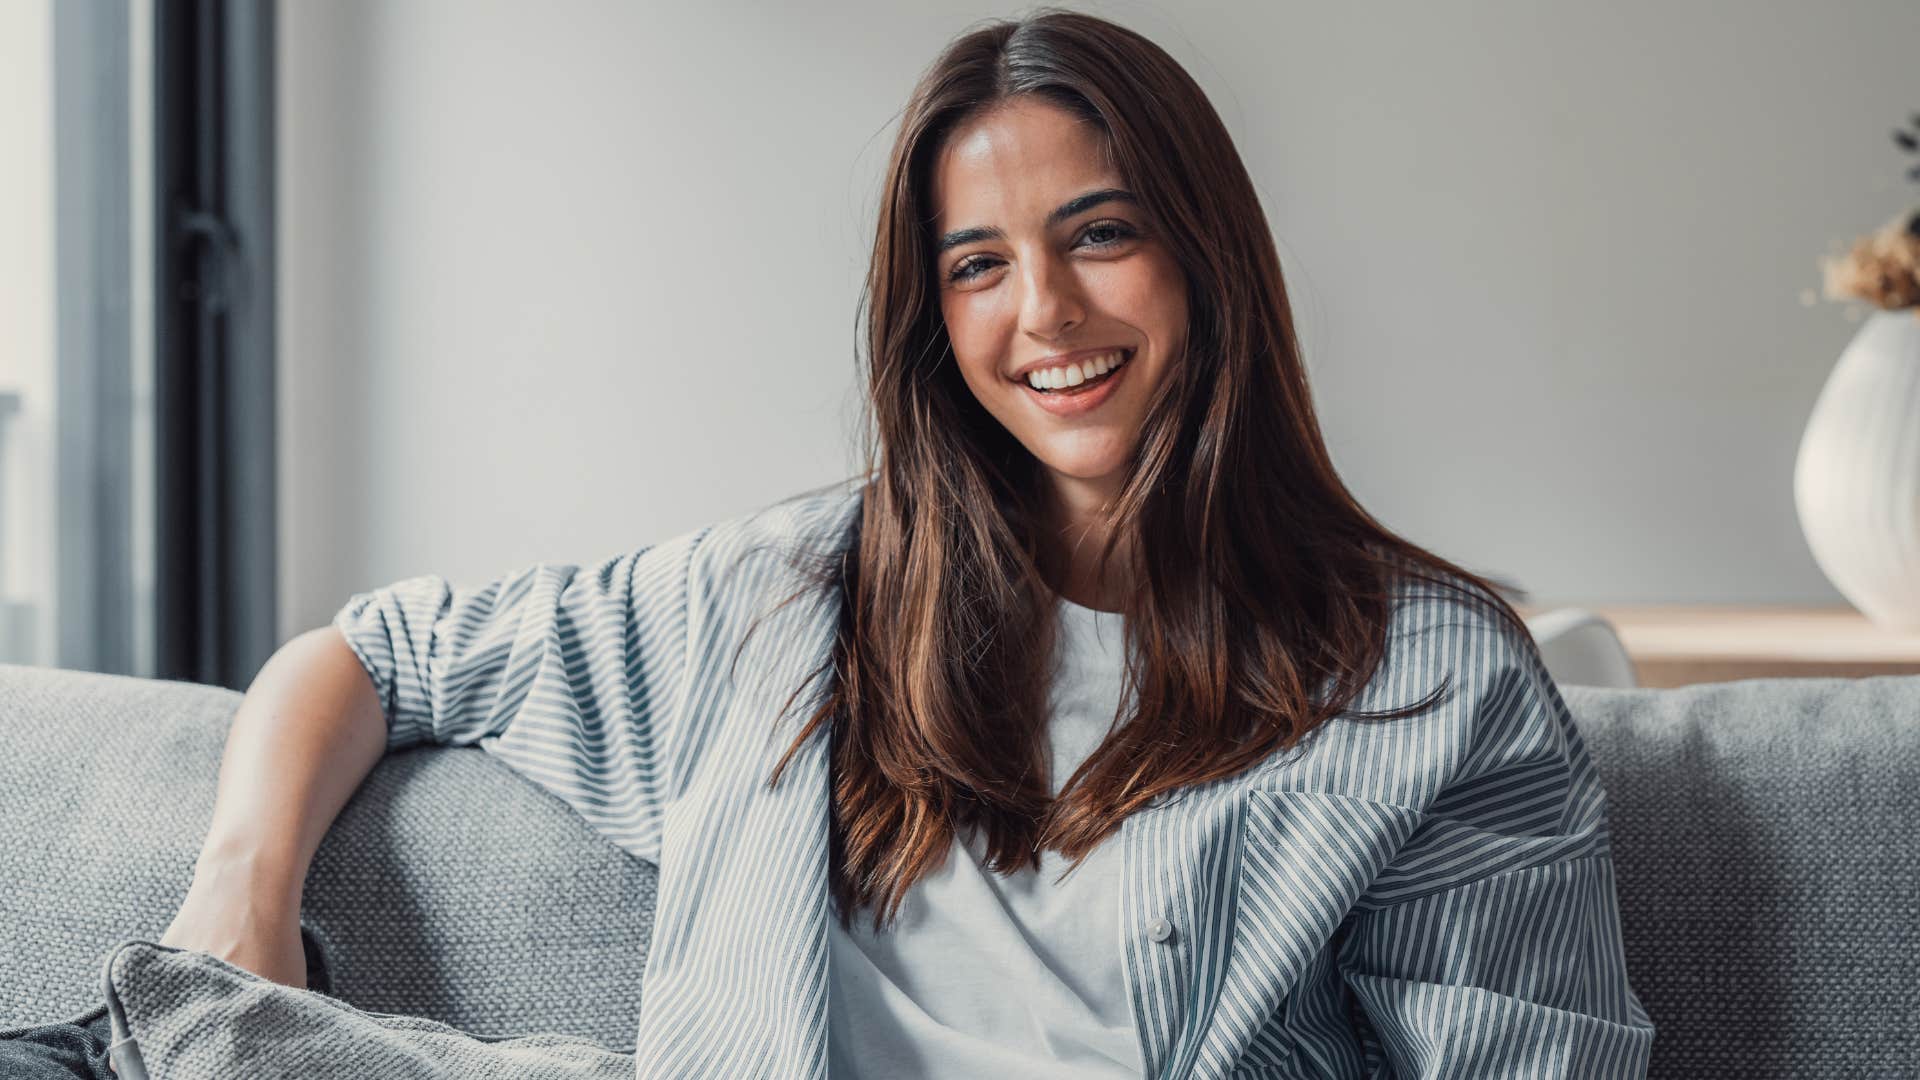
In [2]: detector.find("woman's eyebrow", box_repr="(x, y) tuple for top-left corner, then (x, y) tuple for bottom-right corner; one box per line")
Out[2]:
(934, 188), (1139, 255)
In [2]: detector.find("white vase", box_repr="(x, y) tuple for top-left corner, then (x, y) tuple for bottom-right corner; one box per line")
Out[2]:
(1794, 309), (1920, 632)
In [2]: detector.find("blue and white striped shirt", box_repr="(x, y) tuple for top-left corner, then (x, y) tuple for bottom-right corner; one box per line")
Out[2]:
(333, 479), (1655, 1078)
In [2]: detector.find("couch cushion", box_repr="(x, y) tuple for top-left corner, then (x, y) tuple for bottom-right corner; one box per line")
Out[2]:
(1564, 675), (1920, 1079)
(0, 663), (658, 1048)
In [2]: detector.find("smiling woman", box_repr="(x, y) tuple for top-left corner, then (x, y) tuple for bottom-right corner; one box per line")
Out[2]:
(738, 7), (1654, 1079)
(5, 6), (1651, 1080)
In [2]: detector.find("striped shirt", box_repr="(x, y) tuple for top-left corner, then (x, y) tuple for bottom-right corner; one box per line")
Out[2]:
(333, 479), (1656, 1078)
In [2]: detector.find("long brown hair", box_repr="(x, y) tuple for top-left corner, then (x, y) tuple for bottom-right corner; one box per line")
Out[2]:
(746, 8), (1533, 934)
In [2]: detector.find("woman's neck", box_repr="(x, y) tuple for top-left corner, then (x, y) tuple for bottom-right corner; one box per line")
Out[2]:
(1037, 483), (1133, 614)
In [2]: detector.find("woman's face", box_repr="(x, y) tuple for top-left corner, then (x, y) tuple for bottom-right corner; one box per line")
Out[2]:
(930, 96), (1188, 511)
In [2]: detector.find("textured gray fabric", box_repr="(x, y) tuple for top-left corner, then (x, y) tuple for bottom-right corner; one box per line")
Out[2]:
(0, 662), (658, 1047)
(104, 939), (633, 1078)
(1562, 675), (1920, 1079)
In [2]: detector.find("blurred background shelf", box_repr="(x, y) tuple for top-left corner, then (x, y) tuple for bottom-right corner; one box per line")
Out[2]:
(1520, 605), (1920, 688)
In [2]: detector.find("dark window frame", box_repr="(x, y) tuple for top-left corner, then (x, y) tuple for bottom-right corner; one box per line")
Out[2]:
(153, 0), (277, 689)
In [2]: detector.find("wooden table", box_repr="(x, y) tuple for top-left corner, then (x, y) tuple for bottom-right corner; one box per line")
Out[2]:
(1515, 605), (1920, 688)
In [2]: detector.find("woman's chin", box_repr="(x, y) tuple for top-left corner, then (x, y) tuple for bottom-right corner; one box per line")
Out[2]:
(1034, 455), (1132, 489)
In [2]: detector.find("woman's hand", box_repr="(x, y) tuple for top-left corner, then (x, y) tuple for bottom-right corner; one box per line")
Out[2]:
(158, 857), (308, 989)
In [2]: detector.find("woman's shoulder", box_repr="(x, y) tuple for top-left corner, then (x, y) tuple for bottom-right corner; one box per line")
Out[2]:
(696, 478), (865, 561)
(1239, 563), (1566, 808)
(1336, 558), (1552, 732)
(1376, 558), (1528, 656)
(669, 479), (866, 607)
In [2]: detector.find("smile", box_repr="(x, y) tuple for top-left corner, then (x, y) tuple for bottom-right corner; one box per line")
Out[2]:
(1022, 348), (1131, 391)
(1019, 348), (1134, 417)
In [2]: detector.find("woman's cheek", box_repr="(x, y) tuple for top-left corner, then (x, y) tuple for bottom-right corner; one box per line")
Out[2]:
(942, 293), (983, 351)
(946, 299), (1006, 379)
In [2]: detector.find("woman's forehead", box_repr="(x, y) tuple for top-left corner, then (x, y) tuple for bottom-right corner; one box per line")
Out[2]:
(932, 103), (1119, 225)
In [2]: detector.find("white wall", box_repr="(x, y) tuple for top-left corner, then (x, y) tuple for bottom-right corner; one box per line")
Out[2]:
(278, 0), (1920, 639)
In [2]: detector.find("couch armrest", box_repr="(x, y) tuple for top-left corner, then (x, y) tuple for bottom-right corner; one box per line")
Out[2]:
(0, 663), (656, 1047)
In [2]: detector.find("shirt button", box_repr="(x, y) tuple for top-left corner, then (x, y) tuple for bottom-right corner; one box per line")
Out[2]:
(1147, 917), (1174, 943)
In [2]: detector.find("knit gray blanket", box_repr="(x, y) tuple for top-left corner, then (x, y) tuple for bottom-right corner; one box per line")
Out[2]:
(101, 940), (635, 1080)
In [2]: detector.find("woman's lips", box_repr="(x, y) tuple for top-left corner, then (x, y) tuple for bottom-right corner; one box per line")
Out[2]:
(1018, 349), (1133, 418)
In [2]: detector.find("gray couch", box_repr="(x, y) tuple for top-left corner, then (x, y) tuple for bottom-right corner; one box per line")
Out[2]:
(2, 661), (1916, 1077)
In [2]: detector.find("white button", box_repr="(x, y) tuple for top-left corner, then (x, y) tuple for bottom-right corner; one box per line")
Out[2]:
(1147, 917), (1173, 943)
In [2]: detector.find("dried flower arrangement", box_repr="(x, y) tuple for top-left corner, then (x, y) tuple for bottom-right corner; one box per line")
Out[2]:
(1815, 113), (1920, 317)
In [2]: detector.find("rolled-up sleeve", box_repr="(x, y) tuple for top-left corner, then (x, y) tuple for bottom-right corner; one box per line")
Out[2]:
(1338, 619), (1656, 1077)
(330, 528), (703, 757)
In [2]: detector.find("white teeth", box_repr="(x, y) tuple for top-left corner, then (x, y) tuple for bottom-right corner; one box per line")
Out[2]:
(1026, 349), (1128, 391)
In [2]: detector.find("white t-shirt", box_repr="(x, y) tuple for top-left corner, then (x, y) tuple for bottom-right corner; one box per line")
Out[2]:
(827, 595), (1144, 1078)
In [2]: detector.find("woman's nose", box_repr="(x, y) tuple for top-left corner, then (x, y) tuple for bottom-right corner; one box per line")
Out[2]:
(1017, 254), (1086, 339)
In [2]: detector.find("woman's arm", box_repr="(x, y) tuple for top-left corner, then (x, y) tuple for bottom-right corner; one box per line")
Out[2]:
(162, 512), (711, 990)
(161, 626), (387, 988)
(326, 531), (705, 865)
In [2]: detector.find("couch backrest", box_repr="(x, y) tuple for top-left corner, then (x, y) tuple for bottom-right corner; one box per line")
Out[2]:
(1564, 675), (1920, 1078)
(7, 662), (1918, 1075)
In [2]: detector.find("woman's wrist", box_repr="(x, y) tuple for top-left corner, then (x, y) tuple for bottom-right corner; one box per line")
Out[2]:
(191, 835), (308, 908)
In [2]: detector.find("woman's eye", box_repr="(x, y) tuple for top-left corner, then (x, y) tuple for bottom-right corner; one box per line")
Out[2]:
(943, 221), (1137, 285)
(948, 257), (993, 284)
(1080, 220), (1136, 247)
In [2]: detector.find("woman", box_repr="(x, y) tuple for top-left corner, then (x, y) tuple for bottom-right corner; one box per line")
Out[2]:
(3, 8), (1654, 1079)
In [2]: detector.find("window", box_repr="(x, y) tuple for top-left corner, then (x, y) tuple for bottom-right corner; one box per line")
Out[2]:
(2, 0), (274, 690)
(0, 0), (153, 675)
